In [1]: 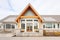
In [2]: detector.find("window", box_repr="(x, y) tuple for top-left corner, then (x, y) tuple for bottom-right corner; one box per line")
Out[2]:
(21, 20), (25, 23)
(34, 20), (38, 22)
(34, 20), (38, 29)
(27, 23), (32, 32)
(53, 24), (55, 28)
(34, 20), (38, 21)
(58, 24), (59, 28)
(6, 24), (11, 29)
(12, 25), (15, 29)
(27, 20), (32, 21)
(34, 23), (38, 29)
(45, 23), (52, 28)
(21, 23), (25, 29)
(43, 25), (45, 28)
(34, 20), (38, 24)
(4, 24), (15, 29)
(26, 20), (32, 22)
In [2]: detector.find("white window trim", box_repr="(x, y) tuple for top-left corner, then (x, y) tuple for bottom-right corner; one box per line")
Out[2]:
(20, 19), (39, 32)
(44, 23), (58, 30)
(4, 24), (15, 29)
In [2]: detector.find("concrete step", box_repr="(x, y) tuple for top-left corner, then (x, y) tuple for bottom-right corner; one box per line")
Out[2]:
(16, 32), (41, 37)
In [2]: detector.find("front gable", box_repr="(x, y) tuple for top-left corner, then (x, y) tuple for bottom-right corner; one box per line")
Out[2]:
(16, 3), (43, 22)
(23, 9), (36, 16)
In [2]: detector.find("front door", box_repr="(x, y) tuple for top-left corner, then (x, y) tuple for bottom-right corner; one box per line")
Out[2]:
(26, 23), (33, 32)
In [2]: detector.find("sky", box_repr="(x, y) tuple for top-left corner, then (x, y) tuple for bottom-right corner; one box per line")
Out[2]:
(0, 0), (60, 20)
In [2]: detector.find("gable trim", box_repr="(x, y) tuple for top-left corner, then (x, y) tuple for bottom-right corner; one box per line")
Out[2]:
(16, 3), (43, 22)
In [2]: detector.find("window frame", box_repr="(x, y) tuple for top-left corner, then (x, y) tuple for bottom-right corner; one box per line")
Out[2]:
(21, 23), (25, 29)
(20, 19), (39, 32)
(45, 23), (52, 28)
(34, 23), (38, 29)
(6, 24), (11, 29)
(44, 23), (55, 28)
(4, 24), (15, 29)
(11, 24), (15, 29)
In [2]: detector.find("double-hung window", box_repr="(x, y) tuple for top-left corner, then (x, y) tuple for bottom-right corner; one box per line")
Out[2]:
(21, 19), (25, 32)
(21, 19), (25, 29)
(34, 23), (38, 29)
(34, 20), (38, 29)
(4, 24), (15, 29)
(21, 23), (25, 29)
(43, 23), (56, 29)
(34, 19), (39, 32)
(45, 23), (52, 28)
(11, 25), (15, 29)
(6, 24), (11, 29)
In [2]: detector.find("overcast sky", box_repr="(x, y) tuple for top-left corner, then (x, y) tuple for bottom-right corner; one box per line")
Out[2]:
(0, 0), (60, 20)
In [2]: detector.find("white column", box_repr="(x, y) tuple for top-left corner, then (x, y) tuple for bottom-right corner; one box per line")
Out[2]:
(55, 23), (57, 29)
(15, 24), (17, 29)
(15, 24), (16, 29)
(1, 24), (3, 31)
(59, 24), (60, 29)
(52, 23), (53, 29)
(38, 23), (39, 29)
(20, 20), (21, 30)
(33, 19), (34, 32)
(38, 23), (39, 32)
(1, 24), (3, 29)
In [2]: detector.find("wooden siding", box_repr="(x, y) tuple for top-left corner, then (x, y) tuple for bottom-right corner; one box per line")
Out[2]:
(18, 20), (20, 29)
(21, 16), (39, 18)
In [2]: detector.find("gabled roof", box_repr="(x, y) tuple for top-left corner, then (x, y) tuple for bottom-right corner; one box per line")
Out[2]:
(43, 17), (57, 22)
(0, 15), (17, 23)
(0, 4), (60, 23)
(16, 3), (43, 22)
(41, 15), (60, 22)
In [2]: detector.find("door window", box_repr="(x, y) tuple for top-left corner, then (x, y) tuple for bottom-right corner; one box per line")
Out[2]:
(27, 23), (32, 32)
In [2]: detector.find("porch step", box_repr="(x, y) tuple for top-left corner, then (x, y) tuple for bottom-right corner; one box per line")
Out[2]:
(16, 32), (41, 37)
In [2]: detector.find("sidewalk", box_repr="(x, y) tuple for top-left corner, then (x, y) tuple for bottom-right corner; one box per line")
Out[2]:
(0, 37), (60, 40)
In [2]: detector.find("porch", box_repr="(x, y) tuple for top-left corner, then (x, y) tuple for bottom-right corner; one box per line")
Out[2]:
(14, 28), (43, 37)
(13, 28), (60, 37)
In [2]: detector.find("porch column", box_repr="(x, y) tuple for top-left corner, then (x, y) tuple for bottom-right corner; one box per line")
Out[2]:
(15, 24), (17, 29)
(55, 23), (58, 29)
(33, 19), (34, 32)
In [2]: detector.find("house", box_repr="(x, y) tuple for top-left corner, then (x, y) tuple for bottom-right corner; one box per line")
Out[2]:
(0, 4), (60, 36)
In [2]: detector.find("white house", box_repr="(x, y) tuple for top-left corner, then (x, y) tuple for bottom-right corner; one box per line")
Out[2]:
(0, 4), (60, 36)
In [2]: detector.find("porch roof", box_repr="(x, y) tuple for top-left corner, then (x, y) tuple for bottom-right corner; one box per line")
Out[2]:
(0, 15), (60, 23)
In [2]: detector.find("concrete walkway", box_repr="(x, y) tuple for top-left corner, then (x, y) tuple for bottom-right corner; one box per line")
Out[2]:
(0, 33), (13, 37)
(0, 33), (60, 40)
(0, 37), (60, 40)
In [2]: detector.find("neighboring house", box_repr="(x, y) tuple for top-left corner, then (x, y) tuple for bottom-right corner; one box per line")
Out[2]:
(0, 4), (60, 36)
